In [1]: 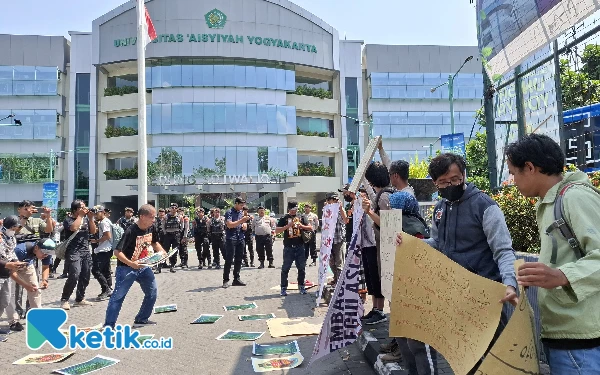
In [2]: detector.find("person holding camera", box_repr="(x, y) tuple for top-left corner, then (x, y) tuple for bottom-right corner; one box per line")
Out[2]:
(222, 197), (251, 288)
(60, 200), (97, 310)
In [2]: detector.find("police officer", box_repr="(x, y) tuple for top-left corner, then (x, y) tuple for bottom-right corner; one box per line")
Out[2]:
(242, 207), (255, 268)
(164, 203), (183, 273)
(176, 208), (190, 269)
(193, 208), (211, 269)
(253, 206), (275, 269)
(153, 208), (168, 274)
(209, 208), (225, 269)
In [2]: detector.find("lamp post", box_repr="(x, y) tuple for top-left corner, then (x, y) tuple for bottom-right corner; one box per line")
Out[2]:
(49, 149), (73, 183)
(430, 56), (474, 135)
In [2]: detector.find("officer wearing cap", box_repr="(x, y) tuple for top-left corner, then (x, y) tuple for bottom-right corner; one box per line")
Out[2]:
(193, 207), (211, 269)
(117, 207), (137, 232)
(163, 203), (184, 272)
(253, 206), (275, 269)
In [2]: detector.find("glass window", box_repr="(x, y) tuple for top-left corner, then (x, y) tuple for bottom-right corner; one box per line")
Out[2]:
(268, 147), (278, 171)
(267, 105), (278, 134)
(245, 66), (256, 88)
(151, 66), (162, 88)
(408, 124), (426, 137)
(151, 104), (162, 134)
(36, 67), (58, 81)
(204, 103), (215, 132)
(234, 66), (245, 87)
(226, 146), (236, 175)
(0, 66), (13, 80)
(181, 65), (193, 86)
(285, 70), (295, 91)
(276, 106), (287, 134)
(266, 68), (277, 90)
(247, 147), (259, 176)
(276, 69), (286, 90)
(235, 104), (247, 133)
(182, 147), (195, 175)
(236, 148), (248, 175)
(13, 66), (35, 80)
(160, 65), (172, 88)
(370, 73), (388, 86)
(423, 73), (442, 86)
(389, 125), (408, 139)
(256, 67), (267, 89)
(224, 103), (235, 132)
(223, 65), (235, 87)
(247, 104), (257, 133)
(256, 104), (268, 134)
(287, 148), (298, 175)
(171, 65), (182, 87)
(192, 65), (203, 86)
(181, 103), (193, 133)
(286, 107), (296, 134)
(405, 73), (424, 86)
(13, 81), (35, 95)
(171, 103), (183, 133)
(372, 86), (388, 99)
(160, 104), (172, 133)
(214, 103), (226, 132)
(192, 103), (203, 132)
(214, 65), (225, 86)
(202, 65), (214, 87)
(258, 147), (268, 173)
(278, 148), (288, 173)
(388, 73), (404, 86)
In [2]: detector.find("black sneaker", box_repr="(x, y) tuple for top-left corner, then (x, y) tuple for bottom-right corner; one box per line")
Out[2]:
(133, 320), (157, 328)
(49, 273), (56, 279)
(365, 310), (388, 325)
(208, 264), (213, 269)
(170, 267), (176, 273)
(361, 309), (377, 321)
(250, 262), (254, 267)
(198, 265), (203, 270)
(10, 322), (24, 332)
(97, 292), (110, 301)
(214, 264), (221, 270)
(232, 279), (246, 286)
(222, 281), (230, 289)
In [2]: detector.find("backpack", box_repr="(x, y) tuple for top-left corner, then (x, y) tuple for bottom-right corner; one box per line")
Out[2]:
(545, 182), (598, 264)
(110, 223), (124, 249)
(403, 213), (430, 239)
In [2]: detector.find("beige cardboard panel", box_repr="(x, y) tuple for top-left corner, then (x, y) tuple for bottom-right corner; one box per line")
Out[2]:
(390, 233), (506, 375)
(267, 317), (322, 338)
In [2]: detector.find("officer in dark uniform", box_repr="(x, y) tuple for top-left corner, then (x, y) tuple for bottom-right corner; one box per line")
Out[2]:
(153, 208), (167, 274)
(164, 203), (183, 273)
(242, 207), (255, 267)
(209, 208), (225, 269)
(193, 208), (211, 269)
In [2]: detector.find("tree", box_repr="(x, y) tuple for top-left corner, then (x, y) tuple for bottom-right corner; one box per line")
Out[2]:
(581, 44), (600, 80)
(148, 147), (183, 178)
(193, 157), (226, 177)
(466, 110), (491, 192)
(560, 59), (600, 110)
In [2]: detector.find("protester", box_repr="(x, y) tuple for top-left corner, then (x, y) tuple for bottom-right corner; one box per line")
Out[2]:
(222, 198), (251, 288)
(13, 239), (56, 310)
(90, 206), (113, 301)
(104, 204), (167, 328)
(276, 201), (311, 296)
(396, 153), (518, 374)
(302, 204), (319, 266)
(326, 192), (348, 286)
(0, 215), (26, 331)
(60, 200), (97, 310)
(253, 206), (275, 269)
(506, 134), (600, 374)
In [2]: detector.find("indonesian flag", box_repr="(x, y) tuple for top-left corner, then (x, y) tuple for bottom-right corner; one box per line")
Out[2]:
(137, 0), (157, 48)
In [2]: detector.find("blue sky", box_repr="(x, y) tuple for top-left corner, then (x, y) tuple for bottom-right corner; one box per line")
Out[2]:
(0, 0), (478, 46)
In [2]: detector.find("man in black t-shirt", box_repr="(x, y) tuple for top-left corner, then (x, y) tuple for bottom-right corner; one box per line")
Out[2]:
(275, 201), (311, 297)
(60, 200), (97, 311)
(104, 204), (167, 329)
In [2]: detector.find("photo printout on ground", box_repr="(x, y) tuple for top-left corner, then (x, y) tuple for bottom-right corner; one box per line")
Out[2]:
(390, 233), (506, 375)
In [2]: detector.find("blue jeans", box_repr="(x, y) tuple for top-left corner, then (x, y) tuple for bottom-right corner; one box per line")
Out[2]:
(544, 346), (600, 375)
(281, 244), (306, 288)
(104, 266), (157, 328)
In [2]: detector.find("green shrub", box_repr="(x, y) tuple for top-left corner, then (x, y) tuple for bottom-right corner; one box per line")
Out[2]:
(296, 161), (334, 177)
(104, 167), (138, 180)
(294, 85), (333, 99)
(296, 127), (329, 137)
(408, 154), (429, 179)
(492, 185), (540, 253)
(105, 125), (138, 138)
(104, 86), (138, 97)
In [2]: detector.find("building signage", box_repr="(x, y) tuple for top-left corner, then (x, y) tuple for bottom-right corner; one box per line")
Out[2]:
(114, 9), (317, 53)
(114, 34), (318, 54)
(150, 174), (287, 186)
(42, 183), (59, 220)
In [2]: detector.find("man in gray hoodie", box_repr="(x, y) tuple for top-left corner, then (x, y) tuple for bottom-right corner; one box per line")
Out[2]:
(397, 153), (518, 374)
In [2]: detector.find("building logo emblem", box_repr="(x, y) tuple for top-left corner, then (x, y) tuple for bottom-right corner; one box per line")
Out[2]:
(205, 9), (227, 29)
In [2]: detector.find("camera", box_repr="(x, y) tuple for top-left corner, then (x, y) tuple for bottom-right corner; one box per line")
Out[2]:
(89, 208), (98, 214)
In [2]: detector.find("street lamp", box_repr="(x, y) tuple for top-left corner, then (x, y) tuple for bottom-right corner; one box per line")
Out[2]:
(49, 149), (74, 183)
(430, 56), (474, 135)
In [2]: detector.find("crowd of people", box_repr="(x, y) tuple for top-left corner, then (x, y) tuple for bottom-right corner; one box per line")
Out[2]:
(0, 134), (599, 374)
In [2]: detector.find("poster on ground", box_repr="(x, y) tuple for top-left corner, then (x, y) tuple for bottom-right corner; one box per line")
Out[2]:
(389, 233), (506, 375)
(253, 341), (300, 356)
(53, 355), (119, 375)
(251, 352), (304, 372)
(216, 330), (265, 341)
(316, 203), (339, 304)
(13, 352), (74, 365)
(310, 213), (364, 365)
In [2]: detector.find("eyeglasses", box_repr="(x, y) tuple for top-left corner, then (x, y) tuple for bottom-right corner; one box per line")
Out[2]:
(435, 177), (463, 189)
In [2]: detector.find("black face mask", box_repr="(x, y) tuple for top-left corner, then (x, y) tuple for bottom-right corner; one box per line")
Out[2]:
(438, 182), (465, 202)
(344, 195), (353, 203)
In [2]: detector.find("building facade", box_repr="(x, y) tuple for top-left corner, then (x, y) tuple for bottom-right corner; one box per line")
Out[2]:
(0, 1), (487, 215)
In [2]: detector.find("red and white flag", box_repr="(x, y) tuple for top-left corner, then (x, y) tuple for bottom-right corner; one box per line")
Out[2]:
(137, 1), (157, 48)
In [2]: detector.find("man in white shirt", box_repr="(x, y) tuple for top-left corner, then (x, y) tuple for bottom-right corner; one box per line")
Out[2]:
(91, 206), (113, 301)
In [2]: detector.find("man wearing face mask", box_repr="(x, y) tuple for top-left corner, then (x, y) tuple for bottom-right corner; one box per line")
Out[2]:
(397, 153), (518, 374)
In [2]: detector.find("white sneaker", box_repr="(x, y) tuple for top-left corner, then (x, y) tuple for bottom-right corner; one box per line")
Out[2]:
(73, 300), (94, 307)
(60, 301), (70, 310)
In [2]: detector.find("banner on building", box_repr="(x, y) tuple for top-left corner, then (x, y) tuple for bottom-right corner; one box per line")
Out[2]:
(316, 203), (340, 304)
(440, 133), (466, 157)
(477, 0), (600, 80)
(42, 183), (59, 220)
(310, 201), (364, 365)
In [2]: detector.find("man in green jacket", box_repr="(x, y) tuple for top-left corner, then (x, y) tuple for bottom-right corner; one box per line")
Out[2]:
(506, 134), (600, 374)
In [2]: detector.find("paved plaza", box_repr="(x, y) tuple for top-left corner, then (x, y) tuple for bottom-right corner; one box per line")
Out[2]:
(0, 235), (374, 375)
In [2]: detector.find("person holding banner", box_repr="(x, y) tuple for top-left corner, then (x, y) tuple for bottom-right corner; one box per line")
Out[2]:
(506, 134), (600, 374)
(396, 153), (518, 374)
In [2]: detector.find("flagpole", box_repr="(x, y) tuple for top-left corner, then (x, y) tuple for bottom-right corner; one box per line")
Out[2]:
(137, 0), (148, 209)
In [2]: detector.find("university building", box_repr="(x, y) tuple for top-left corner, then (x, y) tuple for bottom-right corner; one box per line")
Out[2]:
(0, 0), (482, 215)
